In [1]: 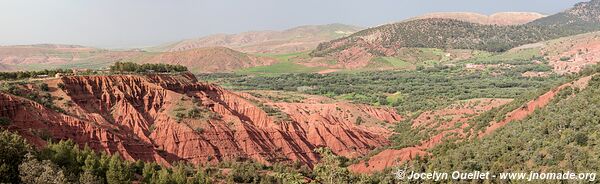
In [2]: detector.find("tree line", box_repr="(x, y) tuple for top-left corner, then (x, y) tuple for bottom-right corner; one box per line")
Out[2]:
(110, 62), (188, 73)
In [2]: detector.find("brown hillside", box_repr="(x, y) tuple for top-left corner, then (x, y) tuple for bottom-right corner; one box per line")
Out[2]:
(408, 12), (545, 25)
(140, 47), (277, 73)
(0, 44), (144, 71)
(154, 24), (363, 54)
(511, 31), (600, 74)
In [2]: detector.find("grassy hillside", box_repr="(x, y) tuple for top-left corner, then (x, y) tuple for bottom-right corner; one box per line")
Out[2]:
(236, 52), (324, 75)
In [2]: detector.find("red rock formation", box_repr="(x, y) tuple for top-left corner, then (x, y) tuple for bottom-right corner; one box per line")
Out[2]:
(1, 73), (399, 167)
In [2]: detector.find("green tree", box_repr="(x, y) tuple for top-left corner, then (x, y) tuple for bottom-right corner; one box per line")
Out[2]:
(313, 148), (351, 184)
(171, 163), (187, 184)
(18, 153), (68, 184)
(106, 153), (131, 184)
(154, 168), (173, 184)
(0, 130), (32, 183)
(79, 170), (103, 184)
(142, 162), (159, 183)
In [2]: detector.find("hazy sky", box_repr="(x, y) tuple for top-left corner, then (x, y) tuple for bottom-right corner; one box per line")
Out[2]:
(0, 0), (586, 48)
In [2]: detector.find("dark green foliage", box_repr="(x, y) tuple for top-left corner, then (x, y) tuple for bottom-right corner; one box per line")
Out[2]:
(313, 148), (352, 184)
(0, 130), (411, 183)
(0, 83), (65, 113)
(57, 83), (66, 90)
(0, 130), (32, 183)
(187, 107), (203, 119)
(560, 56), (572, 61)
(228, 161), (264, 183)
(0, 117), (11, 126)
(39, 83), (50, 91)
(355, 116), (363, 125)
(410, 75), (600, 180)
(110, 61), (188, 73)
(388, 121), (427, 149)
(311, 18), (596, 58)
(0, 69), (72, 81)
(106, 153), (132, 184)
(204, 67), (563, 112)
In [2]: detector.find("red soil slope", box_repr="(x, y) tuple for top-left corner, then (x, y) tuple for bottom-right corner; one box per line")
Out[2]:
(0, 73), (399, 167)
(349, 98), (511, 173)
(480, 75), (594, 136)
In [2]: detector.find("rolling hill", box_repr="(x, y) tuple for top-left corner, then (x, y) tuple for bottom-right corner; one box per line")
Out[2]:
(0, 44), (146, 71)
(149, 24), (363, 54)
(408, 12), (545, 25)
(136, 47), (278, 73)
(530, 0), (600, 30)
(0, 45), (279, 74)
(310, 19), (561, 65)
(509, 31), (600, 74)
(311, 0), (600, 67)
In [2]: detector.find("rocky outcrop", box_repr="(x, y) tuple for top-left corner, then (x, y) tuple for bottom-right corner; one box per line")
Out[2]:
(1, 73), (399, 167)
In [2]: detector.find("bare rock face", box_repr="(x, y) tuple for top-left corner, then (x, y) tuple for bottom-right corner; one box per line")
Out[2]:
(1, 73), (399, 167)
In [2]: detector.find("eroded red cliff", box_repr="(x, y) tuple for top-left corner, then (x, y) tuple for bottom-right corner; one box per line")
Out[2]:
(0, 73), (400, 167)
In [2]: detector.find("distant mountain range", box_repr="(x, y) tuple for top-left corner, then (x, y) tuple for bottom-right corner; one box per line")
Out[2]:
(311, 0), (600, 66)
(0, 44), (143, 71)
(147, 24), (363, 54)
(2, 0), (600, 73)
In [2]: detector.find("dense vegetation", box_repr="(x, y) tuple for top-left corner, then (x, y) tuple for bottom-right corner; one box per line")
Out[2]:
(110, 62), (188, 73)
(312, 19), (569, 56)
(200, 64), (564, 113)
(0, 69), (72, 81)
(403, 71), (600, 182)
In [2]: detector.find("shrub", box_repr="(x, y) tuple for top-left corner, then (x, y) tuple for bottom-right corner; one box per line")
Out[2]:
(39, 83), (49, 91)
(0, 117), (11, 126)
(57, 83), (65, 90)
